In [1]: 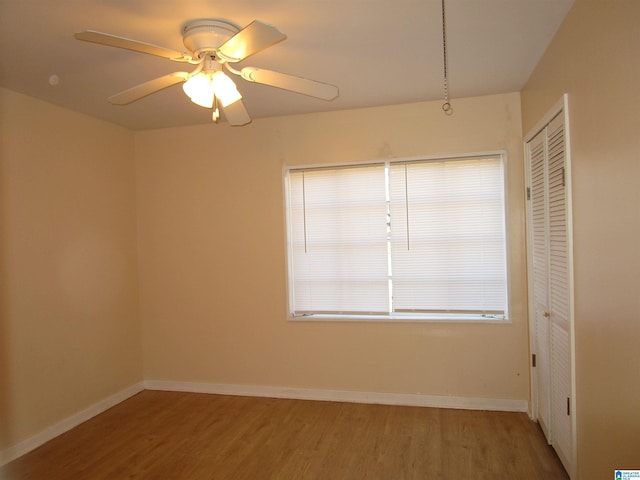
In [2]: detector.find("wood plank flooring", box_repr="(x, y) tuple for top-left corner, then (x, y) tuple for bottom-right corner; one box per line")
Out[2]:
(1, 390), (568, 479)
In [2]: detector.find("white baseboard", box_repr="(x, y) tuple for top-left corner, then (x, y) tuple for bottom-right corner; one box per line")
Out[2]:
(0, 382), (144, 467)
(143, 380), (528, 413)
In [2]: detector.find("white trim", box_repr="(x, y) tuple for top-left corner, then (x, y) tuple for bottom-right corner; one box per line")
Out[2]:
(284, 150), (509, 173)
(0, 382), (144, 466)
(525, 96), (571, 424)
(289, 313), (510, 324)
(523, 93), (576, 479)
(284, 151), (510, 322)
(144, 380), (528, 413)
(562, 94), (578, 480)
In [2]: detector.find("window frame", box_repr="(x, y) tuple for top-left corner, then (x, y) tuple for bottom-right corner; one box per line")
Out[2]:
(283, 151), (511, 323)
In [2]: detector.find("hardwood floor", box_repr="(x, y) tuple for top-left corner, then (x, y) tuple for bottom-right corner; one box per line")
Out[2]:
(1, 390), (568, 479)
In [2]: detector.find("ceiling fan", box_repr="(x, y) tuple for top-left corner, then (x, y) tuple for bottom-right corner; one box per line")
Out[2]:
(74, 19), (339, 126)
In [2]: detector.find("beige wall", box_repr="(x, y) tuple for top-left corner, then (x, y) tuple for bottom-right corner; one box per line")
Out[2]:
(0, 88), (143, 451)
(521, 1), (640, 479)
(136, 92), (531, 401)
(3, 3), (638, 475)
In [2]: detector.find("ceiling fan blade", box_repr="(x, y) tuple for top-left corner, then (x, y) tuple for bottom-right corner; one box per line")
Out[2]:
(240, 67), (338, 100)
(222, 99), (252, 126)
(108, 72), (189, 105)
(74, 30), (192, 62)
(216, 20), (286, 63)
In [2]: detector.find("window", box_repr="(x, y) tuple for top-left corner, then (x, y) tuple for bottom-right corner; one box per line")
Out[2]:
(284, 153), (508, 321)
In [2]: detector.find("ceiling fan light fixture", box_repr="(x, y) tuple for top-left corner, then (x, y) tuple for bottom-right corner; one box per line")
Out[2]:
(183, 72), (215, 108)
(211, 71), (242, 107)
(183, 71), (241, 109)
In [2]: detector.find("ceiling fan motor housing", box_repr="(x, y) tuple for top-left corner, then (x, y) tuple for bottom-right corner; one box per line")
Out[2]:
(182, 19), (240, 59)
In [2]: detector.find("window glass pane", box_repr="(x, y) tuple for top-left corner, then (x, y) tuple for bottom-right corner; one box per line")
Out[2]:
(388, 157), (507, 314)
(288, 165), (390, 314)
(285, 155), (508, 320)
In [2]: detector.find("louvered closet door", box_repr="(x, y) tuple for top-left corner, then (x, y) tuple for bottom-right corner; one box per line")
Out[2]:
(546, 113), (572, 470)
(528, 129), (552, 439)
(526, 109), (572, 475)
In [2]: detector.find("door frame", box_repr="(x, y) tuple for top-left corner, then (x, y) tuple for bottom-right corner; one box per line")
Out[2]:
(524, 93), (576, 478)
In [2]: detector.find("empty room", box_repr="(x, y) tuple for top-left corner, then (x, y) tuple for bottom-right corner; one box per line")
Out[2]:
(0, 1), (638, 479)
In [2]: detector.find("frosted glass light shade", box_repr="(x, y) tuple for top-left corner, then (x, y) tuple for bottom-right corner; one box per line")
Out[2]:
(183, 71), (242, 109)
(212, 72), (242, 107)
(183, 73), (214, 108)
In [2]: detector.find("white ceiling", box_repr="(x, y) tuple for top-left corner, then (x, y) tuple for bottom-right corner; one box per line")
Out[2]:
(0, 0), (574, 130)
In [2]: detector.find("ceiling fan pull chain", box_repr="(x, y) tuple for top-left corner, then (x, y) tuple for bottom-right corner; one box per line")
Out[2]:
(212, 96), (220, 122)
(441, 0), (453, 115)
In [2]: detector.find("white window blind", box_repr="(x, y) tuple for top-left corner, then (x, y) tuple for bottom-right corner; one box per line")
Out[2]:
(388, 158), (506, 315)
(286, 154), (508, 320)
(287, 165), (390, 314)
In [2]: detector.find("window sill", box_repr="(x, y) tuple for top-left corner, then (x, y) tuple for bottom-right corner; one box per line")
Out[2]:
(289, 313), (510, 324)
